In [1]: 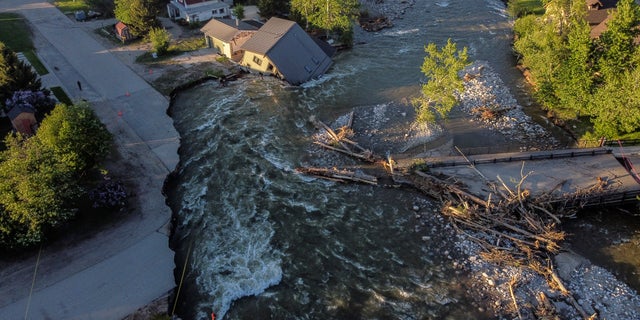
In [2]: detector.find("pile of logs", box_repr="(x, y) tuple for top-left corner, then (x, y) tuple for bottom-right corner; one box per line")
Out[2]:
(297, 115), (598, 318)
(359, 16), (393, 32)
(405, 162), (594, 319)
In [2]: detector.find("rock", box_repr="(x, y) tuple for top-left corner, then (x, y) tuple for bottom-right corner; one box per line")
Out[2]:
(554, 252), (590, 280)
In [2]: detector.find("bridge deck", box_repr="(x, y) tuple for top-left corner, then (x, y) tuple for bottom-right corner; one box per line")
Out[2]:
(419, 147), (640, 208)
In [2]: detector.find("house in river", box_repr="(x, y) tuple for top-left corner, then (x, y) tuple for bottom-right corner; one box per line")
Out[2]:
(238, 17), (334, 85)
(200, 18), (260, 61)
(167, 0), (232, 23)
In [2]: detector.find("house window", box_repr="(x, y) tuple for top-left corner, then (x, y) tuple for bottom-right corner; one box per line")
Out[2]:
(267, 63), (274, 71)
(253, 56), (263, 66)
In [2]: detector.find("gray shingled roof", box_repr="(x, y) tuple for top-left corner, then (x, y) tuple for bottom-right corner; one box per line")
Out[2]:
(240, 17), (333, 85)
(239, 17), (296, 55)
(200, 18), (258, 42)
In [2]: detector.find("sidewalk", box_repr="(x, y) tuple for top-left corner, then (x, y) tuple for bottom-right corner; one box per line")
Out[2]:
(0, 1), (179, 319)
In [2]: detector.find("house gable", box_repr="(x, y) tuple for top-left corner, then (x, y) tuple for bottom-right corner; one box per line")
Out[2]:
(239, 17), (332, 85)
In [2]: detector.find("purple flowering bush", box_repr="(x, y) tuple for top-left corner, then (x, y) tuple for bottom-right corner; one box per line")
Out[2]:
(89, 180), (128, 210)
(5, 90), (56, 118)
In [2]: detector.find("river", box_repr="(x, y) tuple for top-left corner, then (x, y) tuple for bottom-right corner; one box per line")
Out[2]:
(166, 1), (563, 319)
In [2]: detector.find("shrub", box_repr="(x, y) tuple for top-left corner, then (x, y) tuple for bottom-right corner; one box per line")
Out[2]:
(148, 27), (171, 56)
(89, 180), (128, 210)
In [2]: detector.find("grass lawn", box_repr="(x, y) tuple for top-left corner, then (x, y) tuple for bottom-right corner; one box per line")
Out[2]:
(0, 13), (33, 51)
(50, 86), (74, 106)
(53, 0), (90, 14)
(0, 13), (49, 75)
(136, 37), (206, 63)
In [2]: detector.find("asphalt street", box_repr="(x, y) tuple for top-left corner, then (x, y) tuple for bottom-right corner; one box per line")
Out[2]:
(0, 1), (179, 319)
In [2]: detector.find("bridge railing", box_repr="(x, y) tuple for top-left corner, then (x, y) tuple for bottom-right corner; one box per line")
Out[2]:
(426, 148), (612, 168)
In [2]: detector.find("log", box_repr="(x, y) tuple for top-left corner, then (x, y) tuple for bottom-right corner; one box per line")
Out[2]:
(296, 167), (378, 185)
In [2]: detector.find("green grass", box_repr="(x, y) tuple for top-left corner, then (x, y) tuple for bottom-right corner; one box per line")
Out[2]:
(507, 0), (545, 17)
(23, 50), (49, 75)
(0, 13), (49, 75)
(136, 36), (206, 63)
(50, 86), (73, 106)
(53, 0), (90, 14)
(0, 13), (34, 51)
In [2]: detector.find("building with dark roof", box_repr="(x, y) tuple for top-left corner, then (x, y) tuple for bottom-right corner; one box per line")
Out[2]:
(7, 104), (37, 135)
(238, 17), (333, 85)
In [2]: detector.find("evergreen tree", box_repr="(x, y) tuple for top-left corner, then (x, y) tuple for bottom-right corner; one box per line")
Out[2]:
(114, 0), (160, 37)
(596, 0), (640, 80)
(412, 39), (470, 124)
(0, 42), (41, 109)
(233, 4), (245, 20)
(553, 0), (594, 119)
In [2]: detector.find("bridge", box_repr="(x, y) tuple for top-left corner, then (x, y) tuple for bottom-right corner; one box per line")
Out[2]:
(407, 146), (640, 209)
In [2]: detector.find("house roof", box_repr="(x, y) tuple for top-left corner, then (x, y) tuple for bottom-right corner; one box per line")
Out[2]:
(240, 17), (333, 85)
(586, 0), (618, 25)
(115, 21), (128, 33)
(200, 19), (259, 42)
(239, 17), (296, 55)
(7, 104), (35, 120)
(169, 1), (229, 15)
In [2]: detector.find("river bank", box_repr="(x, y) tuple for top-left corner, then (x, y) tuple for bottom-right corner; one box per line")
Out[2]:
(128, 1), (640, 319)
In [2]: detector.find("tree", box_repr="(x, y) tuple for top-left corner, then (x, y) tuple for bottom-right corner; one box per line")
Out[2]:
(0, 133), (78, 249)
(148, 27), (171, 56)
(0, 102), (112, 249)
(290, 0), (359, 41)
(257, 0), (290, 18)
(596, 0), (640, 80)
(551, 0), (594, 119)
(114, 0), (160, 37)
(412, 39), (470, 124)
(233, 4), (245, 20)
(0, 42), (41, 109)
(36, 102), (112, 174)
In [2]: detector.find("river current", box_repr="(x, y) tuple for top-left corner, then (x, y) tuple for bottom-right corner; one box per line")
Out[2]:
(167, 1), (527, 319)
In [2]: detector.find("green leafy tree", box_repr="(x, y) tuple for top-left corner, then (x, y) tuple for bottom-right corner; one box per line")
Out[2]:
(233, 4), (246, 20)
(114, 0), (160, 37)
(36, 102), (112, 174)
(148, 27), (171, 56)
(0, 133), (78, 249)
(257, 0), (290, 18)
(290, 0), (359, 40)
(589, 67), (640, 137)
(596, 0), (640, 80)
(412, 39), (470, 124)
(0, 102), (111, 249)
(0, 42), (41, 109)
(551, 0), (594, 119)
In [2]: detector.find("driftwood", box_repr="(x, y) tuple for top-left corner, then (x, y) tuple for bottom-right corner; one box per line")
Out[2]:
(296, 167), (378, 185)
(311, 117), (380, 163)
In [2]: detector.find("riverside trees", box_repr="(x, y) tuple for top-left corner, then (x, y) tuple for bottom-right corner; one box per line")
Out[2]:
(114, 0), (161, 37)
(413, 39), (470, 124)
(0, 102), (112, 250)
(290, 0), (360, 45)
(512, 0), (640, 138)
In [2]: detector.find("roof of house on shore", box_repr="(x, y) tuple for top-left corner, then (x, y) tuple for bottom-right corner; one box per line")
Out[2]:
(7, 104), (35, 120)
(239, 17), (333, 85)
(200, 18), (259, 41)
(586, 0), (617, 25)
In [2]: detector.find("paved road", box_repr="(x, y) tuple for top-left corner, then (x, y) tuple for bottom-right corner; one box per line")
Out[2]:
(0, 1), (179, 319)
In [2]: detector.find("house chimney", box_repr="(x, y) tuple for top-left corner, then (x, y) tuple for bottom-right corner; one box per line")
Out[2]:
(235, 18), (239, 26)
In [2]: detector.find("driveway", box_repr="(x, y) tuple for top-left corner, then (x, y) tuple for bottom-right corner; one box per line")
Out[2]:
(0, 1), (179, 319)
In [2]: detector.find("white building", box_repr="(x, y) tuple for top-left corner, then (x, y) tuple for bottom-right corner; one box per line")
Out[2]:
(167, 0), (233, 23)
